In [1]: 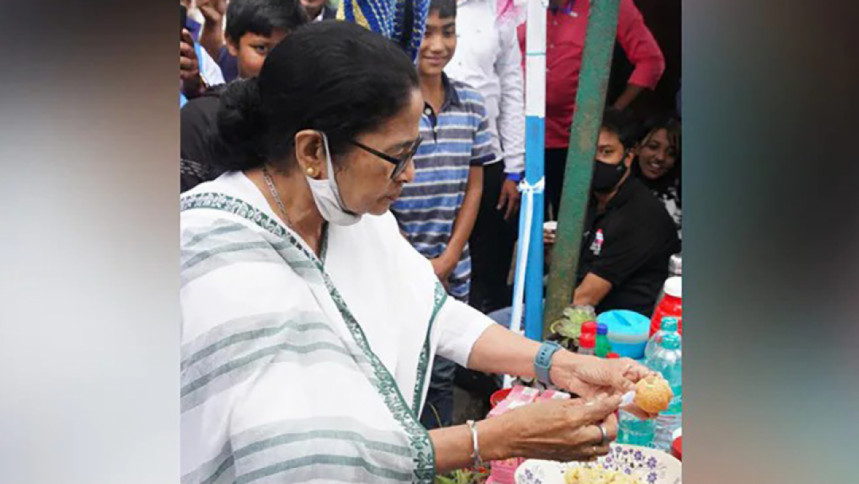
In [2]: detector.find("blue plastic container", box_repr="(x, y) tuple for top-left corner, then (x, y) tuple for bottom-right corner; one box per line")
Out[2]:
(597, 310), (651, 359)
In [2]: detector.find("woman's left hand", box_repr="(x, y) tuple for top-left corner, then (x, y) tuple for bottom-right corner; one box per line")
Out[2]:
(550, 352), (653, 399)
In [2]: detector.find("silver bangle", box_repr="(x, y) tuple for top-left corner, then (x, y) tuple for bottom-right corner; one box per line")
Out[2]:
(466, 419), (483, 468)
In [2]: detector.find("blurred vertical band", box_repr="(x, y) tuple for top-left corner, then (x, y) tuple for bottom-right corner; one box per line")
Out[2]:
(0, 1), (179, 483)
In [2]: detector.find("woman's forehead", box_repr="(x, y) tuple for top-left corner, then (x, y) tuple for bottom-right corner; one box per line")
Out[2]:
(649, 128), (671, 144)
(365, 91), (423, 147)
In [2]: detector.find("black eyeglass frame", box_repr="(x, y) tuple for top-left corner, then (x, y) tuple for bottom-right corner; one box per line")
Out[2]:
(350, 136), (423, 179)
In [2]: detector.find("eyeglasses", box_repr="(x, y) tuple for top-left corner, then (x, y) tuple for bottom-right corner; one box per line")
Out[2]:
(350, 136), (423, 179)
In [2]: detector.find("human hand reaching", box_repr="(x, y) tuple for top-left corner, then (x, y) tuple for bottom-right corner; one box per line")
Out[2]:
(196, 0), (227, 24)
(499, 394), (621, 462)
(497, 178), (521, 221)
(180, 29), (205, 98)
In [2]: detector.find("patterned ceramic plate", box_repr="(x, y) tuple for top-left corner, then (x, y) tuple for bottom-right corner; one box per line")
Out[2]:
(514, 444), (681, 484)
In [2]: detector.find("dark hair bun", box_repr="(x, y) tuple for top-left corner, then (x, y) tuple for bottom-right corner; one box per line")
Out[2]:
(210, 78), (265, 171)
(207, 21), (419, 174)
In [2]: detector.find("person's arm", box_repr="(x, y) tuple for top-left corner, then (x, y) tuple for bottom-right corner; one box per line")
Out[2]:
(196, 0), (227, 60)
(494, 21), (526, 219)
(429, 392), (623, 473)
(466, 322), (649, 399)
(613, 84), (645, 111)
(433, 166), (483, 279)
(572, 272), (614, 307)
(612, 0), (665, 111)
(432, 93), (494, 279)
(429, 418), (510, 473)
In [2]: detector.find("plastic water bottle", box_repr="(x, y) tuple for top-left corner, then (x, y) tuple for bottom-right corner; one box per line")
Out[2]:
(644, 317), (679, 360)
(646, 332), (682, 452)
(595, 323), (612, 357)
(617, 409), (655, 447)
(654, 254), (682, 302)
(650, 276), (682, 336)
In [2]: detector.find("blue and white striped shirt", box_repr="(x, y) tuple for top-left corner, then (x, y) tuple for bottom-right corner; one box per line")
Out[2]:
(390, 75), (496, 301)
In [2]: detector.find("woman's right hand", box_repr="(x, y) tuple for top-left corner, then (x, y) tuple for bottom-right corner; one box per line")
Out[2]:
(499, 394), (620, 462)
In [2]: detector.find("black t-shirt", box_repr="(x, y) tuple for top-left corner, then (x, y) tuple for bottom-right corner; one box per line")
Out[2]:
(180, 87), (224, 193)
(576, 177), (680, 316)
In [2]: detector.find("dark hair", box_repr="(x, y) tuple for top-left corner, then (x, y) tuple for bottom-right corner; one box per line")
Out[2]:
(600, 107), (643, 151)
(212, 21), (420, 171)
(429, 0), (457, 18)
(225, 0), (309, 42)
(632, 112), (682, 187)
(640, 113), (681, 164)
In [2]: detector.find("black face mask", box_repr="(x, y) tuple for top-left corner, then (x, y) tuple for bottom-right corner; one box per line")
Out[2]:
(591, 158), (628, 193)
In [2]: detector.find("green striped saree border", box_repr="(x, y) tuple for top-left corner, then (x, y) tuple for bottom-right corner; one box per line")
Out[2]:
(411, 283), (447, 416)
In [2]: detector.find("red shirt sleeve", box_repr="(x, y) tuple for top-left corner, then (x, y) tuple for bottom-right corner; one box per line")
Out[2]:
(617, 0), (665, 90)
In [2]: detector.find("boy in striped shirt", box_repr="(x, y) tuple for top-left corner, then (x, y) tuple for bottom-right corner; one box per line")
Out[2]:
(389, 0), (496, 428)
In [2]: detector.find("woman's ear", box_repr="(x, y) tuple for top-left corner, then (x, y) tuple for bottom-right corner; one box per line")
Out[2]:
(294, 130), (326, 178)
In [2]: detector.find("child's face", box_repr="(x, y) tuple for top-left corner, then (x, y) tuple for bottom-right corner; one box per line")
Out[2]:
(418, 11), (456, 77)
(227, 29), (288, 79)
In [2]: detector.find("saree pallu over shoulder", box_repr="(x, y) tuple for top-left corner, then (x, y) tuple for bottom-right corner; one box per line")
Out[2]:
(180, 190), (438, 483)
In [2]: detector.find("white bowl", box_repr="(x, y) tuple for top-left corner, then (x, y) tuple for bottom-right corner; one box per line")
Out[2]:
(514, 444), (681, 484)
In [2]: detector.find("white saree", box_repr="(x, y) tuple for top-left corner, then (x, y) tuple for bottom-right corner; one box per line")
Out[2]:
(180, 172), (493, 483)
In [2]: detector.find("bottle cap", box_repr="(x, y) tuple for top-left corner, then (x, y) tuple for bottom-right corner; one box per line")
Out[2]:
(663, 276), (682, 298)
(578, 333), (596, 348)
(596, 323), (608, 335)
(606, 352), (620, 359)
(661, 332), (681, 350)
(660, 317), (679, 332)
(581, 321), (597, 335)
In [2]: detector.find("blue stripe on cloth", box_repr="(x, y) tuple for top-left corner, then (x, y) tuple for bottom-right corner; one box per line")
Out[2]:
(400, 221), (454, 235)
(411, 168), (470, 183)
(391, 193), (462, 210)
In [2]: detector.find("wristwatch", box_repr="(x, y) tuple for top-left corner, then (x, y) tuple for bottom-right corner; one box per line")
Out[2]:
(534, 341), (563, 387)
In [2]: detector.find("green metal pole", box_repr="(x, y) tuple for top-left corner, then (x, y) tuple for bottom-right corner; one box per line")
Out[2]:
(543, 0), (621, 337)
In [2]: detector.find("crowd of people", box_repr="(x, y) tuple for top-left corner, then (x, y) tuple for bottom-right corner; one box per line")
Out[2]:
(178, 0), (680, 481)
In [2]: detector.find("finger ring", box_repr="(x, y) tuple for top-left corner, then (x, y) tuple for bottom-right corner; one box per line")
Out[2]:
(597, 424), (608, 446)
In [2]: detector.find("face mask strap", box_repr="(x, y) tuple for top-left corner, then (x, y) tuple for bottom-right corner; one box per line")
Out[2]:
(317, 131), (359, 217)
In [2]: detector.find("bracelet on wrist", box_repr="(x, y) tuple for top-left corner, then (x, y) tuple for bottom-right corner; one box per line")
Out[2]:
(466, 419), (483, 469)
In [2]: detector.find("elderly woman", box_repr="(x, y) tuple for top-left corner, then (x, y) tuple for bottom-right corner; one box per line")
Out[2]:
(180, 21), (652, 483)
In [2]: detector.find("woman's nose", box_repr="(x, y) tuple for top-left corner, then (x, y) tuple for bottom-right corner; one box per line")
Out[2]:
(397, 158), (416, 183)
(427, 36), (444, 53)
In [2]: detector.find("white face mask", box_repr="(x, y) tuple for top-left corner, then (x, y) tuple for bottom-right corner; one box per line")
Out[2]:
(305, 132), (362, 226)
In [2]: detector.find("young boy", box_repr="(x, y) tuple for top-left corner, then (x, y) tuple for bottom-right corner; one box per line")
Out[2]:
(389, 0), (496, 429)
(181, 0), (308, 192)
